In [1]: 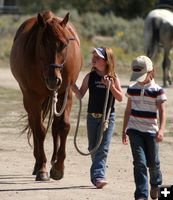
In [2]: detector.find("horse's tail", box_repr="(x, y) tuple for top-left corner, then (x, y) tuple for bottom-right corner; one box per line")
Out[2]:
(144, 16), (160, 59)
(22, 96), (53, 146)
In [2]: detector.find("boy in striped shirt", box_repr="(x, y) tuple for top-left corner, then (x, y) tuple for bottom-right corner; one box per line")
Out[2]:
(122, 55), (167, 200)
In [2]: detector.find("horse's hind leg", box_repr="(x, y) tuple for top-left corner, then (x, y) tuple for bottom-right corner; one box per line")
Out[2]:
(23, 93), (49, 181)
(162, 49), (172, 87)
(50, 93), (72, 180)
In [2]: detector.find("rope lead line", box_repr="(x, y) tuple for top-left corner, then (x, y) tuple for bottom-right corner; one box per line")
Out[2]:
(53, 84), (70, 117)
(74, 80), (112, 156)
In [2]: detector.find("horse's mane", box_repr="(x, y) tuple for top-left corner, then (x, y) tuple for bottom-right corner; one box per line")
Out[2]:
(38, 10), (80, 45)
(15, 11), (80, 62)
(50, 14), (80, 46)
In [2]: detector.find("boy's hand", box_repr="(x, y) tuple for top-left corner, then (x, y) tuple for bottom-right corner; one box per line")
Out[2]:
(122, 132), (128, 145)
(156, 130), (164, 142)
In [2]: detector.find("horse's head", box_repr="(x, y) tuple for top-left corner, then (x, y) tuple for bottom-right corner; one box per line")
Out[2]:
(37, 11), (70, 91)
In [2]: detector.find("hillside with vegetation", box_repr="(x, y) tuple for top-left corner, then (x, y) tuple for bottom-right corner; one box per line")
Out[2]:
(0, 0), (165, 78)
(0, 10), (144, 66)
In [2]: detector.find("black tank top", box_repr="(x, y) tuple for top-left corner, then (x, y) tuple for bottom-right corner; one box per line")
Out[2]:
(87, 70), (115, 114)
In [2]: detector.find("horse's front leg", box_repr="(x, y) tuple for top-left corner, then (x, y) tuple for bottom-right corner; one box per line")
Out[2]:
(23, 94), (49, 181)
(50, 92), (72, 180)
(32, 121), (49, 181)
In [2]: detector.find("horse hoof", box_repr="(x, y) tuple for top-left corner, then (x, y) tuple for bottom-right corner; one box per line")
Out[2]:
(50, 167), (64, 180)
(32, 169), (37, 175)
(32, 164), (40, 175)
(35, 171), (50, 181)
(32, 171), (36, 175)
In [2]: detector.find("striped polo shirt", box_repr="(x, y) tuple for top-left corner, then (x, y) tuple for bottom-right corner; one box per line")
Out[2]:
(126, 80), (167, 136)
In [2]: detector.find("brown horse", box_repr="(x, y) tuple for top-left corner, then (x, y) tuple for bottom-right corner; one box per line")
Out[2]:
(10, 11), (82, 181)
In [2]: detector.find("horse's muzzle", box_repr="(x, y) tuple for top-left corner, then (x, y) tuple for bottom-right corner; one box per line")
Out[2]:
(45, 77), (62, 91)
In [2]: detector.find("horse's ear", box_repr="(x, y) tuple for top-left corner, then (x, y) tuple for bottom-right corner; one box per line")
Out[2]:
(37, 13), (45, 27)
(60, 12), (69, 28)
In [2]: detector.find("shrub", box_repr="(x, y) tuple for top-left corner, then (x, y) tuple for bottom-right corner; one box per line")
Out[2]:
(0, 10), (145, 68)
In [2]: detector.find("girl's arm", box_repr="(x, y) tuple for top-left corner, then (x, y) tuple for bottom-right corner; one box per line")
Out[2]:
(102, 76), (123, 102)
(71, 73), (90, 100)
(156, 101), (166, 142)
(110, 77), (123, 102)
(122, 98), (131, 145)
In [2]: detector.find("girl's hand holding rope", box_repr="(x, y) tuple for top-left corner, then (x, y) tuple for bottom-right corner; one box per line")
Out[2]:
(71, 84), (82, 100)
(101, 75), (114, 88)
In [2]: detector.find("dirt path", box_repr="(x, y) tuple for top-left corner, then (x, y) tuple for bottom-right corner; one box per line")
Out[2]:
(0, 67), (172, 200)
(0, 67), (19, 89)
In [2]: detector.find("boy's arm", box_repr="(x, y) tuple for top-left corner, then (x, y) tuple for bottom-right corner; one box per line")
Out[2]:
(156, 101), (166, 142)
(122, 98), (131, 145)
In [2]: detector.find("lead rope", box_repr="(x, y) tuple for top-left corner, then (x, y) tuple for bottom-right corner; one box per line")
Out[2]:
(53, 84), (70, 117)
(74, 80), (112, 156)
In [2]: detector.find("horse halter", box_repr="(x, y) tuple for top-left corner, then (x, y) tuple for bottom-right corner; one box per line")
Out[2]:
(49, 37), (76, 69)
(51, 37), (77, 116)
(44, 37), (76, 89)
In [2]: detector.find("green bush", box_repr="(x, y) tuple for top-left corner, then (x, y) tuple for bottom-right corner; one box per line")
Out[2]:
(79, 12), (144, 53)
(114, 17), (144, 53)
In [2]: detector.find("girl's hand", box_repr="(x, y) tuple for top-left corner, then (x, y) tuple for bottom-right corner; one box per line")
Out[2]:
(71, 84), (82, 100)
(102, 75), (114, 87)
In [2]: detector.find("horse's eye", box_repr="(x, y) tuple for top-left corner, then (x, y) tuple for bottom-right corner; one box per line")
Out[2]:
(57, 42), (66, 52)
(62, 43), (67, 49)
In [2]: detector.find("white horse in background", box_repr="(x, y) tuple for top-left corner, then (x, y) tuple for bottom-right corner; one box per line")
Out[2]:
(144, 8), (173, 87)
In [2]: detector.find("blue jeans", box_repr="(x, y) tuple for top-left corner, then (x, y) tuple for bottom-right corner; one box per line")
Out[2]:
(87, 112), (115, 184)
(128, 132), (162, 199)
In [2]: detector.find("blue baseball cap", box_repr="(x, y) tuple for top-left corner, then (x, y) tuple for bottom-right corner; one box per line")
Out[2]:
(93, 47), (107, 59)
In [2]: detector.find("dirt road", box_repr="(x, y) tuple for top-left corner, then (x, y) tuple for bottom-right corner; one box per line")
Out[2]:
(0, 67), (172, 200)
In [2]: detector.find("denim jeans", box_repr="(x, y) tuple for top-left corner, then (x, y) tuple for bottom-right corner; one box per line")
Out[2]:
(128, 132), (162, 199)
(87, 112), (115, 184)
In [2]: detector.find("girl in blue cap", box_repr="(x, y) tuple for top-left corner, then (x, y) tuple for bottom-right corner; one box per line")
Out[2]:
(72, 47), (123, 188)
